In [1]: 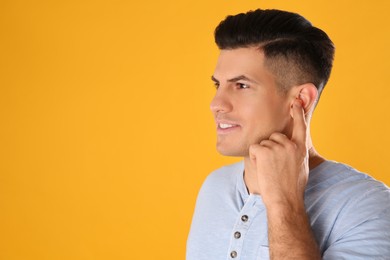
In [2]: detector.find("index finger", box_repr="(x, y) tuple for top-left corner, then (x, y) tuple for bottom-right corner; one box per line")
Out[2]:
(291, 98), (307, 147)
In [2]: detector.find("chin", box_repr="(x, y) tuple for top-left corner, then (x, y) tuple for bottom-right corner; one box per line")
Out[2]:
(216, 143), (248, 157)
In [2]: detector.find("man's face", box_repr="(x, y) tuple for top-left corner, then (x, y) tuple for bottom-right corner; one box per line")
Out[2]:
(211, 47), (293, 157)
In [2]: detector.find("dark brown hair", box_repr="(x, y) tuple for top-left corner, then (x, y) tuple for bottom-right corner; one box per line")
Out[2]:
(215, 9), (335, 97)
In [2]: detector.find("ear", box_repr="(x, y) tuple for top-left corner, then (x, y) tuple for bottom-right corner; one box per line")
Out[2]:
(289, 83), (318, 118)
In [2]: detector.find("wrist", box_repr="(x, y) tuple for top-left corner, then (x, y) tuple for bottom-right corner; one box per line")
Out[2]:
(263, 194), (306, 214)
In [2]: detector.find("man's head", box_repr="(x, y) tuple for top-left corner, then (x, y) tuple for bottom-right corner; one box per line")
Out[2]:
(214, 9), (335, 96)
(210, 9), (335, 157)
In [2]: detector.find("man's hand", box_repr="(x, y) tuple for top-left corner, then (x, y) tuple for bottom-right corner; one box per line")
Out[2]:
(248, 98), (309, 208)
(248, 98), (321, 259)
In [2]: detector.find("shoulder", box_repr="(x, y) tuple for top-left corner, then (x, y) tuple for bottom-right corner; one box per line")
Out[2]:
(205, 161), (244, 184)
(308, 161), (390, 250)
(309, 160), (389, 210)
(307, 161), (390, 257)
(189, 161), (244, 229)
(313, 161), (390, 258)
(308, 160), (389, 199)
(334, 161), (390, 220)
(200, 161), (244, 194)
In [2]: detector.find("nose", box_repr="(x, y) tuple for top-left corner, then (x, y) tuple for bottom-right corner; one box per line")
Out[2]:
(210, 88), (233, 114)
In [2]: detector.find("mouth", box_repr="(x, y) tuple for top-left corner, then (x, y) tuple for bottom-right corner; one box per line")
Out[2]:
(216, 122), (240, 134)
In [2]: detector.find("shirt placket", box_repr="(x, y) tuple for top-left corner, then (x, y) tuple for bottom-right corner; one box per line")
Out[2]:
(226, 194), (262, 260)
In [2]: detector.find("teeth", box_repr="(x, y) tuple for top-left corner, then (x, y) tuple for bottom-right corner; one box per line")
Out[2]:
(220, 123), (235, 129)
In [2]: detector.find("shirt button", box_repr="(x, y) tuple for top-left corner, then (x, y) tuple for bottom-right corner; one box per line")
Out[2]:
(234, 231), (241, 239)
(230, 251), (237, 258)
(241, 215), (249, 222)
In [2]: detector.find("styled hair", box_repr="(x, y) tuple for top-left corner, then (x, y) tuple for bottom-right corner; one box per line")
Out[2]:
(214, 9), (335, 97)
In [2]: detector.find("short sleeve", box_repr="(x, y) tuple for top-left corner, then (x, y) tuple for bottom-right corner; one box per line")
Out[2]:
(323, 202), (390, 259)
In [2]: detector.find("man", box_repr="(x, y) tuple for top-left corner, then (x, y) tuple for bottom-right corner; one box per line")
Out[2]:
(187, 9), (390, 260)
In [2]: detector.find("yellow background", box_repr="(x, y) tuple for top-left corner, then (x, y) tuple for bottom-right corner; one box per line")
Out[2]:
(1, 0), (389, 259)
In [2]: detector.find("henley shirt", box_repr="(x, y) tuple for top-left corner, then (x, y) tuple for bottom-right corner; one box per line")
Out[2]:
(186, 160), (390, 260)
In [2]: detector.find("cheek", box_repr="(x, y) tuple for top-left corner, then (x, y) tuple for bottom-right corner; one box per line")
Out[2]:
(242, 98), (280, 122)
(242, 99), (290, 134)
(241, 102), (274, 131)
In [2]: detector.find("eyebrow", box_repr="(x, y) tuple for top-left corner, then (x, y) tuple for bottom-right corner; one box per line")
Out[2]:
(211, 75), (258, 84)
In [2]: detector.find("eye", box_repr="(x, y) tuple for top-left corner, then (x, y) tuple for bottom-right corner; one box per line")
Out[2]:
(237, 83), (249, 89)
(213, 82), (220, 89)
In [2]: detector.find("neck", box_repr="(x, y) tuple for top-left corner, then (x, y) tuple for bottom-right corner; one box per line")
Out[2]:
(307, 146), (326, 170)
(305, 129), (326, 170)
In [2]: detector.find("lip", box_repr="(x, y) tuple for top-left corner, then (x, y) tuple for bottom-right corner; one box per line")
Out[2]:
(216, 120), (241, 134)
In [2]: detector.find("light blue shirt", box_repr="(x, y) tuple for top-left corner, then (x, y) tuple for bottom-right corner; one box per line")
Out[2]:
(187, 160), (390, 259)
